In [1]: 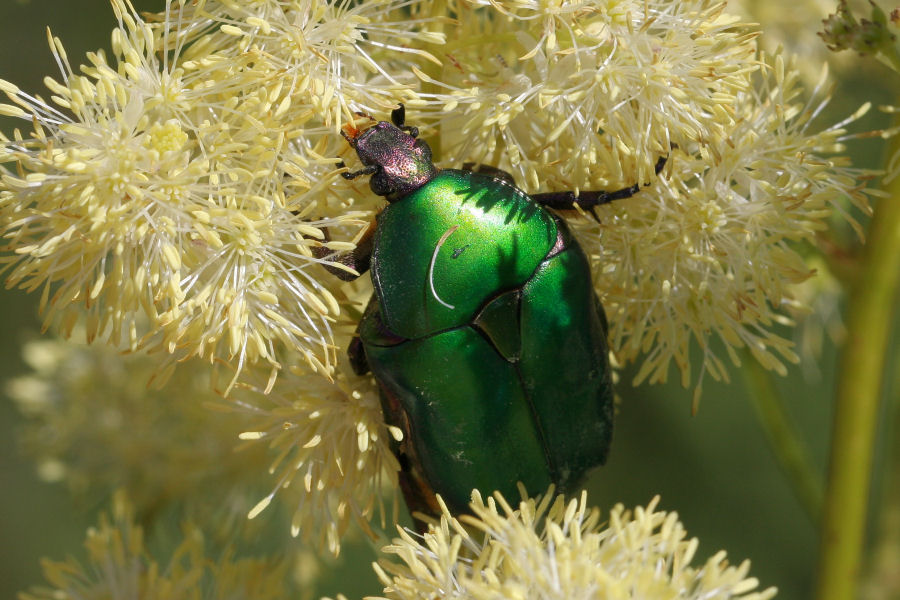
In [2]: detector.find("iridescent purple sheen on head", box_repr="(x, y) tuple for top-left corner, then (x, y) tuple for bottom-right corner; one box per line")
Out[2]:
(348, 121), (438, 201)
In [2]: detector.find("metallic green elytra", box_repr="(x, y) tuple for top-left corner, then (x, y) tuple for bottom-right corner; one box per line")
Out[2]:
(329, 105), (663, 518)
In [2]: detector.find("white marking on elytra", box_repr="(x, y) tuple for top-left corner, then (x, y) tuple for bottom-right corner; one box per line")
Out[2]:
(429, 224), (460, 310)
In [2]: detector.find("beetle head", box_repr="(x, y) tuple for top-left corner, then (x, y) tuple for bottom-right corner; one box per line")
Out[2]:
(342, 105), (437, 201)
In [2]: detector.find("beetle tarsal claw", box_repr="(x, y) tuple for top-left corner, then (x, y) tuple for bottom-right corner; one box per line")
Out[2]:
(428, 224), (460, 310)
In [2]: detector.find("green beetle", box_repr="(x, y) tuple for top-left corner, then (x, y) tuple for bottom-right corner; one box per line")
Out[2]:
(324, 106), (665, 518)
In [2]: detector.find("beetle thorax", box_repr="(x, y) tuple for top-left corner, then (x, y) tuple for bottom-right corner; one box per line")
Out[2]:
(354, 122), (438, 200)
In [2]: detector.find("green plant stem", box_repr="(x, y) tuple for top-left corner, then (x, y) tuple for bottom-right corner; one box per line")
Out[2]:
(741, 353), (823, 525)
(858, 347), (900, 598)
(815, 179), (900, 597)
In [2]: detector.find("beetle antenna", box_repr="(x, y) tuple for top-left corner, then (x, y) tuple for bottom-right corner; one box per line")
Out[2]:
(428, 224), (459, 310)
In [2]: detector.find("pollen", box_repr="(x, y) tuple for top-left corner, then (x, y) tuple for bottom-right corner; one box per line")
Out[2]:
(146, 120), (188, 154)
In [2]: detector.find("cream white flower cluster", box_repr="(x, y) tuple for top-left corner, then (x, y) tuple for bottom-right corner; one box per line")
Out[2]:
(7, 327), (398, 556)
(0, 0), (871, 399)
(4, 334), (270, 526)
(581, 53), (871, 402)
(404, 0), (871, 403)
(366, 491), (776, 600)
(227, 361), (401, 555)
(417, 0), (755, 189)
(0, 0), (441, 390)
(20, 492), (289, 600)
(0, 0), (876, 562)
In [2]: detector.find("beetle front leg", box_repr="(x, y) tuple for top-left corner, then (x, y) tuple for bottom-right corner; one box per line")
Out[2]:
(312, 219), (376, 281)
(531, 154), (668, 221)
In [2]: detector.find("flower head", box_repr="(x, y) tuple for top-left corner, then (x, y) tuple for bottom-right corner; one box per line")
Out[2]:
(7, 318), (396, 554)
(162, 0), (444, 128)
(5, 332), (271, 538)
(370, 490), (777, 600)
(224, 360), (400, 556)
(1, 0), (880, 407)
(395, 0), (874, 401)
(20, 492), (288, 600)
(0, 0), (362, 389)
(577, 53), (871, 405)
(0, 0), (446, 390)
(412, 0), (756, 191)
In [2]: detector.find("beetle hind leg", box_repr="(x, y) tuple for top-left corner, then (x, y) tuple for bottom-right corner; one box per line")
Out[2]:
(377, 386), (443, 531)
(531, 154), (668, 221)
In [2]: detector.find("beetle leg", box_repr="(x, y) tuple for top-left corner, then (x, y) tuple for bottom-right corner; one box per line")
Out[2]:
(390, 103), (419, 137)
(338, 158), (378, 180)
(391, 103), (406, 127)
(311, 219), (376, 281)
(462, 163), (517, 185)
(347, 334), (370, 375)
(531, 154), (668, 220)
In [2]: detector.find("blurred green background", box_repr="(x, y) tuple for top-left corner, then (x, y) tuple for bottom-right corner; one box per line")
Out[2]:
(1, 1), (898, 599)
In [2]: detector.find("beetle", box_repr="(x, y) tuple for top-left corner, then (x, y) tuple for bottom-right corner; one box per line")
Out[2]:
(322, 105), (665, 519)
